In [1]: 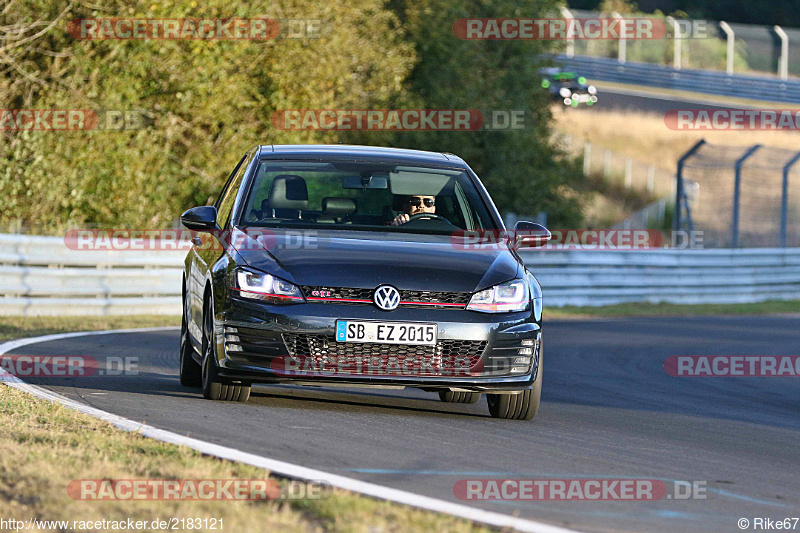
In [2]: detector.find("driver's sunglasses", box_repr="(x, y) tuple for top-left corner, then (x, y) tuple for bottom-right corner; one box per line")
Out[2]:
(407, 197), (435, 207)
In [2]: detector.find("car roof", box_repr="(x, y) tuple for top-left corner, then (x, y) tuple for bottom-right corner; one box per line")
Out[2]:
(256, 144), (466, 166)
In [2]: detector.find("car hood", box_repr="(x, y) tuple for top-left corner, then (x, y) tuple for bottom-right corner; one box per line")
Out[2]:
(232, 228), (519, 293)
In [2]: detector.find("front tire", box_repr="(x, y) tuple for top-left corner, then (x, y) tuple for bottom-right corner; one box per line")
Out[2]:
(486, 341), (542, 421)
(438, 391), (480, 404)
(201, 296), (251, 403)
(179, 295), (202, 388)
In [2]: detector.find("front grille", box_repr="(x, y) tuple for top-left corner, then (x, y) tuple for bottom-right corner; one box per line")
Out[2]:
(302, 287), (373, 301)
(284, 334), (486, 356)
(401, 290), (471, 306)
(282, 334), (487, 376)
(301, 286), (470, 308)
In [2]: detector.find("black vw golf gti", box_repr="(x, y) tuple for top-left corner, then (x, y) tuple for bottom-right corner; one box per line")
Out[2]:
(180, 145), (550, 420)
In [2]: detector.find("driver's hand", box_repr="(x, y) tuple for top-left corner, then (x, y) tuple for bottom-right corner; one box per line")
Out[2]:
(389, 213), (410, 226)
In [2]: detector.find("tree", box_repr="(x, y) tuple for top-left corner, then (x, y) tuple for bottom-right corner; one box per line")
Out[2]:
(361, 0), (586, 225)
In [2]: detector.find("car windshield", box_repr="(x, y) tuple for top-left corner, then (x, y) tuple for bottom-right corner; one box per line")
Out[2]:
(238, 160), (498, 234)
(552, 72), (576, 82)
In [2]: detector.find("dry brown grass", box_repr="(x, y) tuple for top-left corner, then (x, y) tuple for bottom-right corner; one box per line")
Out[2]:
(553, 107), (800, 172)
(0, 317), (490, 533)
(0, 385), (490, 532)
(0, 315), (180, 342)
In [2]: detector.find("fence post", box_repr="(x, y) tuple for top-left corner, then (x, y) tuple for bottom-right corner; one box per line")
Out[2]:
(612, 12), (626, 64)
(780, 150), (800, 247)
(561, 7), (575, 58)
(774, 25), (789, 80)
(583, 141), (591, 176)
(719, 21), (735, 75)
(647, 165), (655, 193)
(675, 139), (706, 233)
(731, 144), (762, 248)
(666, 16), (681, 69)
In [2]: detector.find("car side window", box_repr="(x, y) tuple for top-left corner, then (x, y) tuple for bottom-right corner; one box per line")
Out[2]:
(215, 155), (246, 209)
(216, 154), (249, 229)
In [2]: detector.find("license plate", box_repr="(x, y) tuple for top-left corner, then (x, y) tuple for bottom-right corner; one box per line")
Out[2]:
(336, 320), (437, 346)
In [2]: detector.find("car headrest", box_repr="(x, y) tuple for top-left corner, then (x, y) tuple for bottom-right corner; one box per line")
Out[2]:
(392, 195), (407, 211)
(322, 197), (356, 216)
(268, 175), (308, 210)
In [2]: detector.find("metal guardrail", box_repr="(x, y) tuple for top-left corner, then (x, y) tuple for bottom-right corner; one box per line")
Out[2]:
(1, 234), (799, 314)
(555, 54), (800, 103)
(0, 233), (186, 268)
(520, 248), (800, 307)
(0, 234), (184, 316)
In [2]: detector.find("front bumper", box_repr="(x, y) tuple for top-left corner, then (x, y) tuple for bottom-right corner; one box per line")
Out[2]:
(213, 297), (541, 392)
(562, 93), (597, 106)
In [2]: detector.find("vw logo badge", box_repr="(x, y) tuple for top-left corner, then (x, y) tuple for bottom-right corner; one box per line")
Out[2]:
(373, 285), (401, 311)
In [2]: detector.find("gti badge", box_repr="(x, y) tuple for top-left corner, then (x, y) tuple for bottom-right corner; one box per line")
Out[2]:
(373, 285), (401, 311)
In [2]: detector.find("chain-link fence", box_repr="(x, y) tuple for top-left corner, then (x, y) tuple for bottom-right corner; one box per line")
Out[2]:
(556, 133), (675, 198)
(676, 141), (800, 248)
(563, 9), (800, 78)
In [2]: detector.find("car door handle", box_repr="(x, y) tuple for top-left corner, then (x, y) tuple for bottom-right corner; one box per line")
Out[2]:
(191, 237), (202, 247)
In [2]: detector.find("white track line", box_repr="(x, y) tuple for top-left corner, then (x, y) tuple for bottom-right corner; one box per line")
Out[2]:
(0, 328), (578, 533)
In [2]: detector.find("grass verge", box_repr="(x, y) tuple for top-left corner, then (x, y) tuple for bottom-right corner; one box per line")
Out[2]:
(0, 316), (488, 533)
(548, 300), (800, 319)
(552, 105), (800, 174)
(0, 315), (180, 342)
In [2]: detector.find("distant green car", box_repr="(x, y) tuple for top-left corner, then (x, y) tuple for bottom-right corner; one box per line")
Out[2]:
(540, 68), (598, 107)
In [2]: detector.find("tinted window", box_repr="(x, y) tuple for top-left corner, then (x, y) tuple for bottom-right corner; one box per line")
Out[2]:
(216, 154), (249, 228)
(239, 160), (497, 234)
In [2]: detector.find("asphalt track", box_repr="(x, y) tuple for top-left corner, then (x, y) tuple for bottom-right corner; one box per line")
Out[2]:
(583, 86), (747, 113)
(7, 315), (799, 532)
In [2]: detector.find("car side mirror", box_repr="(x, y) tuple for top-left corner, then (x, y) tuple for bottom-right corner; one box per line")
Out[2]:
(513, 221), (551, 249)
(181, 206), (218, 231)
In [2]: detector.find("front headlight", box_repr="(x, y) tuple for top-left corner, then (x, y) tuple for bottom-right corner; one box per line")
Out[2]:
(588, 85), (597, 95)
(467, 279), (529, 313)
(559, 87), (572, 98)
(233, 268), (304, 304)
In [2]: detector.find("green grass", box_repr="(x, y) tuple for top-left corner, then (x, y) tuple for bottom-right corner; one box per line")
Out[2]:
(548, 300), (800, 318)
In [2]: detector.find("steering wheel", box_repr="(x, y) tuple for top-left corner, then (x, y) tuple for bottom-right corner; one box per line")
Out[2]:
(406, 213), (450, 223)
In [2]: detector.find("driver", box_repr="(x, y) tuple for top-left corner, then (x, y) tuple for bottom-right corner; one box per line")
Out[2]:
(389, 195), (436, 226)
